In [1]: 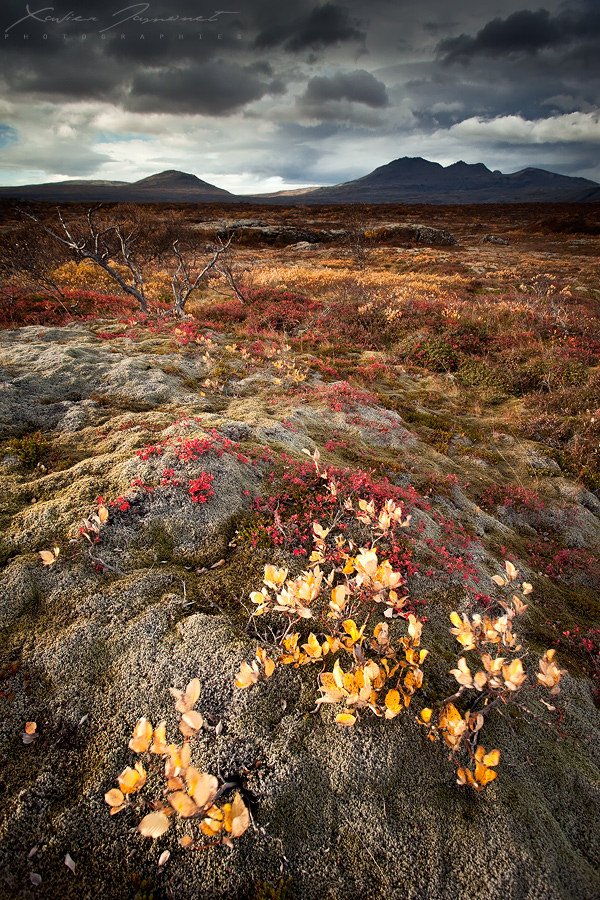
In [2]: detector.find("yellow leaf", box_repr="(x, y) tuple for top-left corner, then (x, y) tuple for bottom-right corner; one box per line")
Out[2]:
(505, 560), (518, 581)
(343, 619), (361, 643)
(150, 721), (168, 754)
(335, 712), (356, 726)
(385, 689), (402, 713)
(330, 584), (349, 613)
(179, 835), (194, 848)
(263, 565), (288, 589)
(491, 575), (505, 586)
(407, 615), (422, 643)
(138, 812), (171, 838)
(420, 708), (432, 723)
(332, 659), (344, 689)
(511, 594), (528, 616)
(98, 506), (109, 523)
(25, 721), (37, 735)
(502, 658), (526, 690)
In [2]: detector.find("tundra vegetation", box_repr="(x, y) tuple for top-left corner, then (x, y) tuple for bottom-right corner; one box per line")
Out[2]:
(0, 200), (599, 900)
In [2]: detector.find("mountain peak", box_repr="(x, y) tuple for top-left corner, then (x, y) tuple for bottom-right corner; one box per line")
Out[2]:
(134, 170), (213, 188)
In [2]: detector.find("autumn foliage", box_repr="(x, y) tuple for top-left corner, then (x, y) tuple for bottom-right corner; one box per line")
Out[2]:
(234, 452), (566, 790)
(105, 678), (250, 847)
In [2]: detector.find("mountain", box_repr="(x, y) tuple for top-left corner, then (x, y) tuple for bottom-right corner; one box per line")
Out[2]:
(258, 157), (599, 204)
(0, 159), (598, 204)
(0, 170), (236, 203)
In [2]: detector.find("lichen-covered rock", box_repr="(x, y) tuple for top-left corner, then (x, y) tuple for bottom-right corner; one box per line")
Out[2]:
(1, 323), (600, 900)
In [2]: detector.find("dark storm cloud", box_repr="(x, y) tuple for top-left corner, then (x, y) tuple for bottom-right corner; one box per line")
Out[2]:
(0, 0), (367, 113)
(438, 5), (600, 63)
(127, 59), (283, 114)
(2, 40), (125, 99)
(254, 3), (365, 52)
(303, 70), (388, 107)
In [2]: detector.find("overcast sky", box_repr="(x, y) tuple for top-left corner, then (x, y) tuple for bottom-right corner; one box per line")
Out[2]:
(0, 0), (599, 191)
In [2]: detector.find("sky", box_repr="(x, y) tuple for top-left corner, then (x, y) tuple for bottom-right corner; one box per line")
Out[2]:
(0, 0), (599, 192)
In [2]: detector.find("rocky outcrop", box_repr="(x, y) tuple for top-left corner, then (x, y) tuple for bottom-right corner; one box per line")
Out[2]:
(192, 219), (457, 247)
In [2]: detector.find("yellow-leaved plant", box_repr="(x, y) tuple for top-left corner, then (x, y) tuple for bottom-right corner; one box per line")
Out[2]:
(419, 560), (566, 790)
(105, 678), (250, 848)
(235, 469), (426, 729)
(234, 452), (567, 794)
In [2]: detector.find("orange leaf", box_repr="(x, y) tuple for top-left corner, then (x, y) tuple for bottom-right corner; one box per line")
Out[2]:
(230, 791), (250, 837)
(264, 657), (276, 678)
(235, 661), (259, 689)
(118, 765), (145, 794)
(181, 710), (204, 731)
(104, 788), (125, 807)
(170, 678), (201, 714)
(169, 791), (198, 818)
(129, 717), (153, 753)
(39, 548), (59, 566)
(186, 769), (218, 809)
(482, 749), (500, 767)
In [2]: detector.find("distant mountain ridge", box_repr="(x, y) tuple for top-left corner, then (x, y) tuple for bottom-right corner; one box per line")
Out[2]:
(0, 169), (235, 203)
(0, 158), (598, 204)
(266, 157), (599, 204)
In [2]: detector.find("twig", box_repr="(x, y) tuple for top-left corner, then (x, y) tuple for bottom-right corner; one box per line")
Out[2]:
(86, 549), (125, 576)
